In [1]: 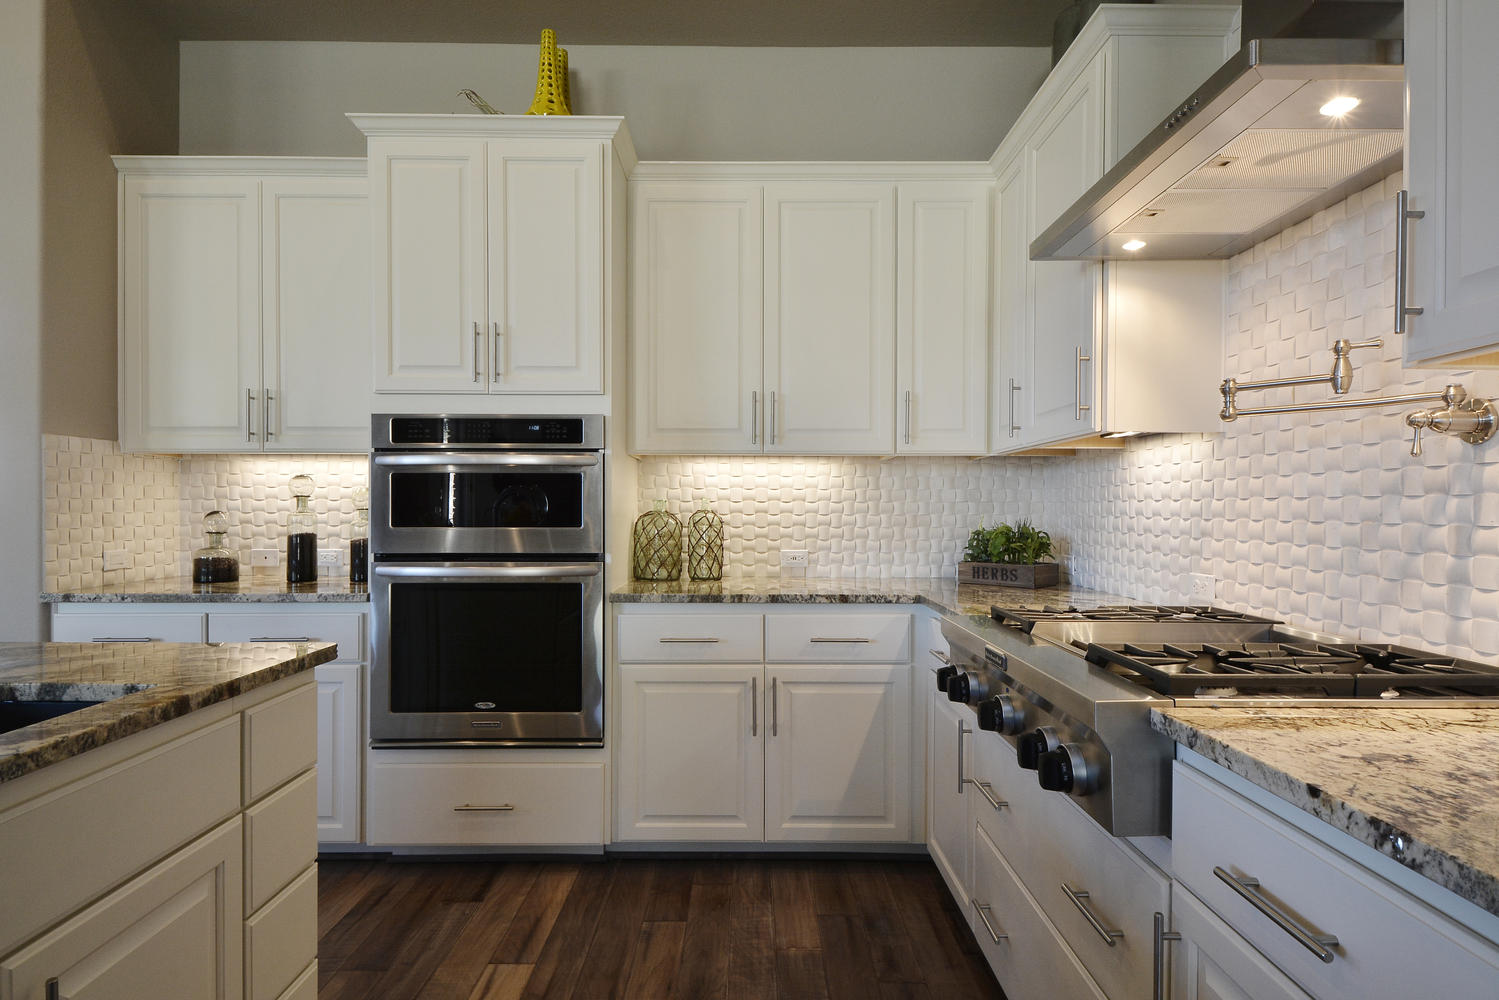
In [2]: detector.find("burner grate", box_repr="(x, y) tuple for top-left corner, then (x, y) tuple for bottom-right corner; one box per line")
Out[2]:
(991, 604), (1280, 631)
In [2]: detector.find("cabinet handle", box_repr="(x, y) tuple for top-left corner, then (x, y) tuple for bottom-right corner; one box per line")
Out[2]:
(751, 675), (758, 737)
(90, 636), (157, 642)
(956, 719), (970, 796)
(246, 389), (257, 441)
(248, 636), (312, 643)
(970, 779), (1007, 811)
(970, 898), (1008, 944)
(1075, 347), (1092, 420)
(929, 648), (953, 666)
(809, 637), (873, 643)
(1062, 883), (1124, 946)
(263, 390), (274, 442)
(453, 803), (515, 812)
(1213, 866), (1338, 963)
(1395, 189), (1425, 335)
(904, 389), (912, 445)
(751, 390), (759, 446)
(46, 978), (59, 1000)
(769, 390), (777, 445)
(771, 676), (778, 737)
(493, 322), (504, 380)
(472, 322), (482, 382)
(1008, 379), (1021, 437)
(658, 637), (721, 643)
(1153, 911), (1182, 1000)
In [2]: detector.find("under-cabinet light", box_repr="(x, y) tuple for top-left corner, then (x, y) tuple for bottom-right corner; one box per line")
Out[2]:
(1319, 95), (1361, 117)
(1121, 239), (1147, 252)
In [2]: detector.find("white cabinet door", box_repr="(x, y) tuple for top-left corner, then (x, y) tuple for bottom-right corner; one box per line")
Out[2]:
(0, 819), (243, 1000)
(896, 182), (989, 455)
(992, 153), (1032, 449)
(1169, 882), (1311, 1000)
(314, 663), (362, 845)
(615, 664), (764, 842)
(630, 183), (764, 452)
(261, 177), (371, 452)
(928, 689), (972, 908)
(1027, 56), (1106, 446)
(1404, 0), (1499, 367)
(120, 175), (260, 453)
(486, 140), (603, 393)
(765, 663), (910, 842)
(370, 139), (488, 392)
(764, 184), (896, 454)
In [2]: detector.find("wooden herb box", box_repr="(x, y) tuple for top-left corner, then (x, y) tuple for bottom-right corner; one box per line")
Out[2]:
(957, 562), (1060, 588)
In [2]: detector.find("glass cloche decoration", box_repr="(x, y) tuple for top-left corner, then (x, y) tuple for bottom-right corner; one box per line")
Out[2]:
(192, 510), (239, 584)
(687, 500), (724, 581)
(286, 474), (319, 584)
(632, 499), (682, 581)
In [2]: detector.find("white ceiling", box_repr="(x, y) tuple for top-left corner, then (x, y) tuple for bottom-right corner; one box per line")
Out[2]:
(130, 0), (1081, 46)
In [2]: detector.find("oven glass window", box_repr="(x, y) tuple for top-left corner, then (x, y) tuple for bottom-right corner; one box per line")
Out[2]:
(388, 582), (584, 713)
(388, 472), (584, 529)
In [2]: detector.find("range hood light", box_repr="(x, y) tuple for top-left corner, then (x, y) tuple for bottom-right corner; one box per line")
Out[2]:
(1319, 95), (1362, 117)
(1121, 239), (1147, 252)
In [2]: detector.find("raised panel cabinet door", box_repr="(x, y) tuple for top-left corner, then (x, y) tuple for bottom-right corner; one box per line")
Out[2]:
(120, 175), (260, 453)
(1169, 883), (1312, 1000)
(0, 818), (244, 1000)
(314, 663), (362, 844)
(764, 184), (896, 455)
(1404, 0), (1499, 367)
(765, 664), (911, 842)
(991, 154), (1032, 451)
(486, 140), (604, 393)
(927, 687), (971, 900)
(896, 182), (990, 455)
(1027, 56), (1106, 445)
(631, 183), (764, 453)
(615, 664), (764, 842)
(370, 139), (488, 392)
(261, 176), (371, 453)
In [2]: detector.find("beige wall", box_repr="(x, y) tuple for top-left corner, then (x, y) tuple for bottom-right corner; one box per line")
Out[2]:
(41, 0), (178, 441)
(179, 41), (1053, 160)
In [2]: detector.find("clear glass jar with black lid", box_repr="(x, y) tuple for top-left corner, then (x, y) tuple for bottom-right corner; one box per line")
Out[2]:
(349, 486), (369, 584)
(192, 510), (239, 584)
(286, 474), (318, 584)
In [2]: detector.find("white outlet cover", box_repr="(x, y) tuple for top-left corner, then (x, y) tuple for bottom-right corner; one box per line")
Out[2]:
(1186, 573), (1216, 603)
(317, 548), (342, 568)
(250, 548), (279, 567)
(101, 549), (129, 572)
(780, 548), (809, 567)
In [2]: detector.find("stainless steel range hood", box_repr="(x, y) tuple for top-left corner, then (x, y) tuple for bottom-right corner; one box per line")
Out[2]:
(1032, 3), (1405, 261)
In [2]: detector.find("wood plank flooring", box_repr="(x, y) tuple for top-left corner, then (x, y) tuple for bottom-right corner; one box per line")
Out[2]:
(318, 857), (1006, 1000)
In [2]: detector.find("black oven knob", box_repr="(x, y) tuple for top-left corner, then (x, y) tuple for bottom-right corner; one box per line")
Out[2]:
(1016, 726), (1060, 770)
(947, 671), (990, 705)
(977, 695), (1024, 735)
(935, 665), (959, 692)
(1038, 743), (1097, 796)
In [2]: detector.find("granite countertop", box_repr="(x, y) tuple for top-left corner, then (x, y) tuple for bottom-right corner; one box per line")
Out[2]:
(42, 574), (370, 604)
(1153, 705), (1499, 918)
(0, 640), (336, 784)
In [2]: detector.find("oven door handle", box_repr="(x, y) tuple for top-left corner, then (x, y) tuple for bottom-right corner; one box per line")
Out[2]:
(373, 562), (603, 580)
(372, 452), (600, 468)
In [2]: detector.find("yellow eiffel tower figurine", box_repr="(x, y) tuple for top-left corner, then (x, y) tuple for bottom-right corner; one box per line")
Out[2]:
(526, 29), (571, 116)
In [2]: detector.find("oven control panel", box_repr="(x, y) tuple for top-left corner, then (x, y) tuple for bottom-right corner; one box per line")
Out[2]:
(374, 414), (604, 450)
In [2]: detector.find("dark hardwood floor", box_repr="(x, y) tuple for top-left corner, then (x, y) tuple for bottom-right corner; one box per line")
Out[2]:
(318, 857), (1006, 1000)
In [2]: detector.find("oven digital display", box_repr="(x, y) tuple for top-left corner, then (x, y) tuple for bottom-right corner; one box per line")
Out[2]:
(387, 472), (584, 529)
(388, 417), (585, 445)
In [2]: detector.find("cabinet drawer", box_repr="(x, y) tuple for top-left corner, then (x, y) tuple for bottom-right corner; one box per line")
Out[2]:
(970, 820), (1107, 1000)
(1174, 762), (1499, 999)
(278, 960), (317, 1000)
(0, 716), (241, 955)
(50, 610), (205, 643)
(617, 613), (763, 662)
(245, 864), (317, 1000)
(245, 769), (317, 915)
(243, 682), (317, 803)
(209, 610), (364, 662)
(764, 613), (911, 662)
(367, 760), (605, 846)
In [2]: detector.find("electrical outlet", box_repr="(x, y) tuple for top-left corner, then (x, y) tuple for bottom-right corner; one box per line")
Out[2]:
(250, 548), (279, 568)
(317, 548), (343, 570)
(779, 548), (809, 568)
(101, 549), (129, 572)
(1187, 573), (1216, 604)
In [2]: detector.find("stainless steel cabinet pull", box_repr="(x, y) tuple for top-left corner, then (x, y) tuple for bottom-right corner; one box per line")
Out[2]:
(263, 390), (274, 442)
(472, 322), (482, 382)
(971, 780), (1007, 811)
(1213, 866), (1338, 963)
(751, 390), (759, 446)
(1008, 379), (1021, 437)
(1153, 911), (1182, 1000)
(658, 637), (721, 643)
(771, 676), (778, 736)
(46, 978), (59, 1000)
(246, 389), (257, 441)
(249, 636), (312, 643)
(751, 676), (758, 737)
(1395, 189), (1425, 335)
(91, 636), (157, 643)
(454, 803), (515, 812)
(904, 389), (912, 445)
(929, 648), (953, 666)
(956, 719), (970, 796)
(1075, 347), (1092, 419)
(493, 322), (505, 380)
(1062, 884), (1124, 946)
(970, 898), (1008, 944)
(769, 390), (777, 445)
(809, 637), (873, 643)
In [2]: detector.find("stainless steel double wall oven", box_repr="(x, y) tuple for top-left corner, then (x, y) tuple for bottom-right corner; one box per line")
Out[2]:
(369, 415), (605, 746)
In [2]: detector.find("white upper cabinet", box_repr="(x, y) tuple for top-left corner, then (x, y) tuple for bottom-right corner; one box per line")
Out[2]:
(1403, 0), (1499, 367)
(764, 183), (897, 455)
(994, 155), (1033, 447)
(117, 159), (370, 454)
(630, 183), (765, 452)
(356, 116), (626, 395)
(896, 182), (990, 455)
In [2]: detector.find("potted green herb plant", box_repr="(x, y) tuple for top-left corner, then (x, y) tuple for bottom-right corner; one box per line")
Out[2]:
(957, 520), (1060, 588)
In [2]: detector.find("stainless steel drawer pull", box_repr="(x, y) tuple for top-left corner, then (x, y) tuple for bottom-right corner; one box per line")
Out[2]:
(1062, 884), (1124, 946)
(771, 677), (778, 737)
(1395, 189), (1425, 335)
(809, 637), (874, 643)
(246, 389), (257, 441)
(1153, 911), (1182, 1000)
(472, 323), (482, 382)
(769, 390), (777, 445)
(751, 676), (758, 737)
(751, 390), (759, 445)
(249, 636), (312, 643)
(90, 636), (157, 643)
(493, 322), (505, 379)
(657, 637), (722, 643)
(904, 389), (912, 445)
(1008, 378), (1022, 437)
(929, 648), (953, 666)
(956, 719), (970, 796)
(969, 779), (1007, 811)
(970, 898), (1008, 944)
(1075, 346), (1092, 419)
(454, 803), (515, 812)
(264, 390), (274, 442)
(1213, 866), (1338, 963)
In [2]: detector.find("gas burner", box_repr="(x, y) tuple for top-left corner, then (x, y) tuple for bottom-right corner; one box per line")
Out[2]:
(992, 604), (1280, 633)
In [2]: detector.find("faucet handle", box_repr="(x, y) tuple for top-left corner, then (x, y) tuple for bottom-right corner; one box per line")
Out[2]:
(1408, 416), (1426, 457)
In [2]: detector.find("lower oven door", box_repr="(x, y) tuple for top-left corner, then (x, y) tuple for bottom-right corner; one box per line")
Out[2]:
(370, 561), (604, 746)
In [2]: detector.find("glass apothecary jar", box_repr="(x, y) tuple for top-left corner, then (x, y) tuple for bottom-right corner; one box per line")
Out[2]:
(192, 510), (239, 584)
(632, 500), (682, 581)
(688, 501), (724, 581)
(286, 474), (318, 584)
(350, 486), (369, 584)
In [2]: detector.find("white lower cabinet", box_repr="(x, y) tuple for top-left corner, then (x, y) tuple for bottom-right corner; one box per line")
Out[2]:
(313, 663), (362, 843)
(1166, 882), (1311, 1000)
(926, 684), (971, 901)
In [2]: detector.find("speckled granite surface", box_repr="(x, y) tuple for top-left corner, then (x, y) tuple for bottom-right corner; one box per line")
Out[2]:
(0, 641), (335, 783)
(42, 574), (369, 603)
(1153, 706), (1499, 918)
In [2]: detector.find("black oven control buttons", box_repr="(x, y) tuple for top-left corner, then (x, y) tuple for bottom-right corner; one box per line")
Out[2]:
(1017, 726), (1061, 770)
(1037, 743), (1098, 796)
(977, 695), (1025, 735)
(946, 671), (990, 705)
(935, 665), (959, 692)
